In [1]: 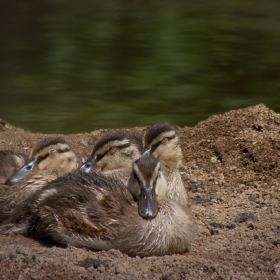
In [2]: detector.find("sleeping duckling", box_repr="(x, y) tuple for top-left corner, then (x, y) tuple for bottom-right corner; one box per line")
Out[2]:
(80, 131), (143, 185)
(0, 155), (195, 257)
(0, 137), (81, 222)
(5, 137), (80, 185)
(0, 150), (28, 184)
(142, 122), (189, 206)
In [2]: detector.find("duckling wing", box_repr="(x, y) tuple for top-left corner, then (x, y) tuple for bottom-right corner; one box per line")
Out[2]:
(0, 170), (64, 223)
(25, 171), (134, 250)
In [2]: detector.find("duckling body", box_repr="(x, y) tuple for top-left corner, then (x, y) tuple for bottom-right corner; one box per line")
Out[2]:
(0, 156), (195, 257)
(0, 137), (81, 222)
(0, 150), (28, 184)
(142, 122), (189, 207)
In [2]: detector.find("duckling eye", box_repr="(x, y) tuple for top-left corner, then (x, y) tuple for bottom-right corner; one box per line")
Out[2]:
(25, 163), (34, 171)
(85, 162), (92, 168)
(49, 149), (57, 155)
(161, 137), (168, 144)
(109, 146), (116, 154)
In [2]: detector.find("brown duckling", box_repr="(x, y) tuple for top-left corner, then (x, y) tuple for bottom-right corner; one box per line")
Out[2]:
(0, 137), (81, 222)
(0, 155), (195, 257)
(80, 131), (143, 185)
(5, 137), (80, 185)
(0, 150), (28, 184)
(142, 122), (189, 206)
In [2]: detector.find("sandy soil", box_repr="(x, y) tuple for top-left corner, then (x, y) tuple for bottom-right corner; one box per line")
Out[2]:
(0, 104), (279, 280)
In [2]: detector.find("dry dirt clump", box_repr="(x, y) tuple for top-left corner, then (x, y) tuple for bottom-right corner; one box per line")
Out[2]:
(0, 104), (279, 280)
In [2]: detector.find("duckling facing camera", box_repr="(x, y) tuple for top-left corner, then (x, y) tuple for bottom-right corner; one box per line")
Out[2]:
(0, 155), (195, 257)
(79, 127), (189, 208)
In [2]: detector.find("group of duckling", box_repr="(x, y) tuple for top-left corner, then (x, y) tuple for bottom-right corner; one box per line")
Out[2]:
(0, 123), (195, 257)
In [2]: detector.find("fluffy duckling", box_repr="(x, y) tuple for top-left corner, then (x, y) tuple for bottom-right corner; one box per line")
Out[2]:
(0, 137), (81, 222)
(0, 150), (28, 184)
(80, 131), (143, 185)
(0, 155), (194, 257)
(142, 122), (189, 206)
(5, 137), (80, 185)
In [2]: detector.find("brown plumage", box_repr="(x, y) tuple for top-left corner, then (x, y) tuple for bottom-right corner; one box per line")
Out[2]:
(0, 150), (28, 184)
(5, 137), (81, 186)
(80, 131), (143, 186)
(142, 122), (189, 206)
(0, 155), (195, 257)
(0, 137), (81, 222)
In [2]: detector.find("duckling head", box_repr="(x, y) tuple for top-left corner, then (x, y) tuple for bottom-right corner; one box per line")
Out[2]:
(142, 122), (183, 169)
(80, 131), (142, 174)
(5, 137), (78, 185)
(128, 155), (168, 220)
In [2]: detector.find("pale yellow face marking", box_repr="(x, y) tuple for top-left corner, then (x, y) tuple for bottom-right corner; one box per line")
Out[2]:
(133, 164), (145, 186)
(92, 139), (141, 173)
(144, 131), (182, 169)
(31, 143), (78, 172)
(94, 139), (130, 157)
(151, 162), (161, 184)
(132, 160), (168, 198)
(133, 161), (160, 188)
(32, 143), (71, 159)
(149, 131), (176, 147)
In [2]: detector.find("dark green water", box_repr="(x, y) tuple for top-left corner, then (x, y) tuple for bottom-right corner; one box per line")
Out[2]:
(1, 1), (280, 134)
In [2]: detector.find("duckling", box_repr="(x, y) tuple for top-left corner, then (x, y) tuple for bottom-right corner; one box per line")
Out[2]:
(0, 150), (28, 184)
(0, 155), (195, 257)
(142, 122), (189, 206)
(5, 137), (80, 185)
(80, 131), (143, 185)
(0, 137), (81, 222)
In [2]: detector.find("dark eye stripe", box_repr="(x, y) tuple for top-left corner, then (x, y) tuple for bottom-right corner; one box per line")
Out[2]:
(95, 143), (131, 162)
(36, 148), (71, 164)
(151, 135), (175, 152)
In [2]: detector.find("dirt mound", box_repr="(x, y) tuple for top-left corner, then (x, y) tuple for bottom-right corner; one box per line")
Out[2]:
(0, 104), (279, 279)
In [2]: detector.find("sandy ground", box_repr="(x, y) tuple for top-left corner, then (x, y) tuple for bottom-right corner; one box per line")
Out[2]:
(0, 104), (279, 280)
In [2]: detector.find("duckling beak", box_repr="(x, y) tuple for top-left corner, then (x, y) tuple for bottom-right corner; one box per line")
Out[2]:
(138, 185), (158, 220)
(5, 158), (38, 186)
(79, 157), (96, 173)
(142, 148), (151, 156)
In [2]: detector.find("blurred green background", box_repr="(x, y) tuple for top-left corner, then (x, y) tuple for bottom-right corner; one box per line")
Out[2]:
(1, 0), (280, 134)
